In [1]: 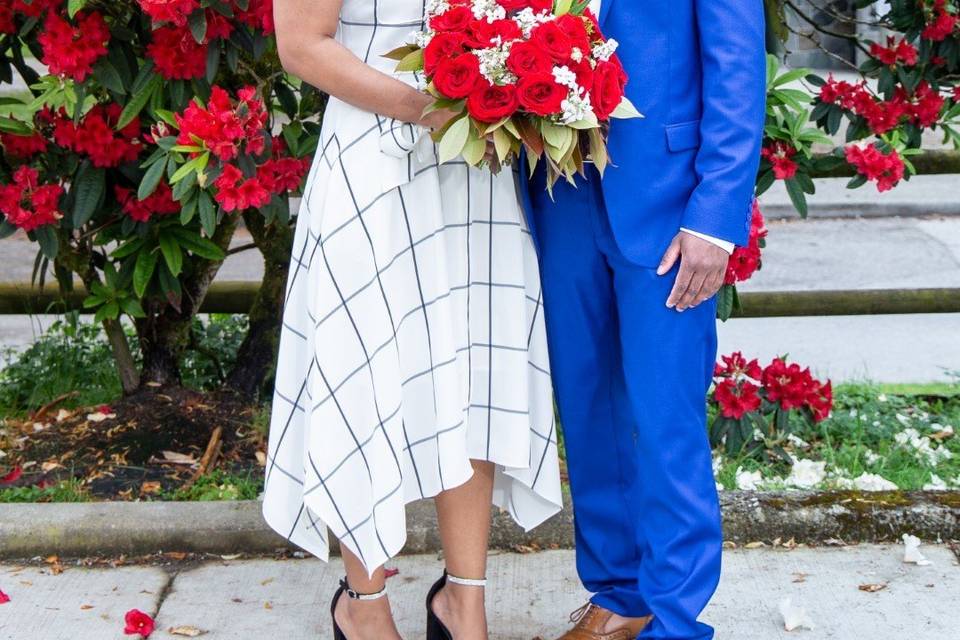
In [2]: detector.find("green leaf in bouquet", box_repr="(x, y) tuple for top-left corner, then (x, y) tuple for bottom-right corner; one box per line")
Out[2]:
(540, 121), (568, 149)
(462, 133), (487, 166)
(492, 127), (513, 164)
(502, 118), (521, 139)
(438, 116), (470, 164)
(587, 128), (608, 175)
(566, 113), (600, 130)
(383, 44), (419, 61)
(610, 96), (643, 119)
(422, 98), (464, 118)
(395, 49), (425, 73)
(554, 0), (574, 16)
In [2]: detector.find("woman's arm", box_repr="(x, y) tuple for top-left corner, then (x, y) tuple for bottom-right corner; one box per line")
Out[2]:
(274, 0), (452, 129)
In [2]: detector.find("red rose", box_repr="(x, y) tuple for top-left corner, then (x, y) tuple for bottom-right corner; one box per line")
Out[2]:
(528, 0), (553, 11)
(467, 82), (520, 122)
(591, 60), (627, 120)
(464, 18), (521, 47)
(531, 21), (573, 63)
(506, 40), (554, 77)
(570, 58), (594, 90)
(554, 14), (591, 54)
(433, 53), (482, 99)
(583, 8), (604, 41)
(496, 0), (530, 9)
(425, 32), (465, 74)
(517, 73), (567, 116)
(430, 6), (473, 32)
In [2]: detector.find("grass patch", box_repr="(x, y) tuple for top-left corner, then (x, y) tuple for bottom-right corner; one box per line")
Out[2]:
(161, 469), (262, 502)
(0, 478), (89, 503)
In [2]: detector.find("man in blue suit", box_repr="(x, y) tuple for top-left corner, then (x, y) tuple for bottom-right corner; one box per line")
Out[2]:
(521, 1), (767, 639)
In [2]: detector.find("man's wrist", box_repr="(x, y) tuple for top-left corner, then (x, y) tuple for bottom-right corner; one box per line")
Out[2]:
(679, 228), (734, 254)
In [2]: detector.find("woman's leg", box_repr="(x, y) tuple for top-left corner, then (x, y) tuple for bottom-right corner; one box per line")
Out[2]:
(432, 460), (496, 640)
(334, 548), (403, 640)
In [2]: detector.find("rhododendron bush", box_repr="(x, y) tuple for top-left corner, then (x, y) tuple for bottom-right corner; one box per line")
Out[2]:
(0, 0), (321, 393)
(710, 351), (834, 461)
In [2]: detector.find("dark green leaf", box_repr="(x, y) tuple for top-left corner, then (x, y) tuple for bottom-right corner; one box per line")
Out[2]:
(71, 162), (105, 227)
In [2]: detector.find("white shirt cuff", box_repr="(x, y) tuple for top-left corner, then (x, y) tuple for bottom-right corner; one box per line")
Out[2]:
(680, 228), (735, 254)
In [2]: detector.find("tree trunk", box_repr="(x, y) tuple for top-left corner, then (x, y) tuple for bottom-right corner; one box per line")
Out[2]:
(133, 215), (241, 389)
(102, 317), (140, 393)
(225, 209), (293, 398)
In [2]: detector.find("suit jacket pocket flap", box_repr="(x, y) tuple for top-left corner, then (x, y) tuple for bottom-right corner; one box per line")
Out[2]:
(665, 120), (701, 152)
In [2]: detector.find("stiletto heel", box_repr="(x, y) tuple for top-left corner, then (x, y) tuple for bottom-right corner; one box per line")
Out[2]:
(425, 571), (487, 640)
(331, 578), (387, 640)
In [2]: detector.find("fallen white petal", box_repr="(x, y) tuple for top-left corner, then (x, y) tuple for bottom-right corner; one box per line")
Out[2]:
(779, 597), (815, 631)
(902, 534), (932, 566)
(852, 473), (898, 491)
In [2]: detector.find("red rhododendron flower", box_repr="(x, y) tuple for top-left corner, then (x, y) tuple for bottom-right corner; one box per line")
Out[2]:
(424, 32), (466, 75)
(909, 82), (945, 127)
(214, 164), (271, 212)
(147, 25), (208, 79)
(922, 9), (958, 41)
(137, 0), (199, 26)
(714, 378), (762, 419)
(517, 73), (567, 116)
(0, 167), (64, 232)
(467, 82), (520, 123)
(115, 182), (181, 223)
(761, 358), (815, 411)
(432, 54), (482, 99)
(761, 140), (798, 180)
(715, 351), (763, 381)
(38, 11), (111, 82)
(11, 0), (59, 18)
(53, 105), (142, 168)
(1, 465), (23, 484)
(236, 0), (275, 35)
(870, 37), (918, 66)
(591, 60), (627, 120)
(124, 609), (155, 638)
(845, 144), (905, 192)
(257, 139), (310, 194)
(0, 5), (15, 34)
(807, 380), (833, 422)
(0, 131), (47, 159)
(506, 40), (554, 77)
(175, 86), (268, 161)
(724, 200), (766, 285)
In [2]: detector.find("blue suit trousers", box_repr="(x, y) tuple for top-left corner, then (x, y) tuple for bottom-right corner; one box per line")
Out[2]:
(529, 168), (723, 640)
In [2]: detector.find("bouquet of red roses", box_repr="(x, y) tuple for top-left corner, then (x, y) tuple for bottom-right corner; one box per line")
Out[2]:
(385, 0), (641, 190)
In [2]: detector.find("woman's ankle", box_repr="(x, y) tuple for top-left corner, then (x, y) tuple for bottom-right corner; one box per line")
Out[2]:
(432, 583), (488, 639)
(336, 594), (401, 640)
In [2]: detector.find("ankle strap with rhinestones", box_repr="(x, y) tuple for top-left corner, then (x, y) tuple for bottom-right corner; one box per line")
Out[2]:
(340, 578), (387, 600)
(445, 572), (487, 587)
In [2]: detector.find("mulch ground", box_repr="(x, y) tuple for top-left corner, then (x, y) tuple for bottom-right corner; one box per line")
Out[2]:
(0, 387), (266, 500)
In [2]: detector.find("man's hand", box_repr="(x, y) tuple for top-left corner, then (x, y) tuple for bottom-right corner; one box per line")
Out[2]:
(657, 232), (729, 311)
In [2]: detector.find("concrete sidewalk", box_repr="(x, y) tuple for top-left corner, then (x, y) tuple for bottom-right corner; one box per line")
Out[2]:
(1, 546), (957, 640)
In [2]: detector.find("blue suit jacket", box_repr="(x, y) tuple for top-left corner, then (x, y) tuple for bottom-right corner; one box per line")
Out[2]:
(521, 0), (767, 267)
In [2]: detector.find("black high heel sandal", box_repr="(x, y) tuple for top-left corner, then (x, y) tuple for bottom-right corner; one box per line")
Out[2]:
(331, 578), (387, 640)
(425, 571), (488, 640)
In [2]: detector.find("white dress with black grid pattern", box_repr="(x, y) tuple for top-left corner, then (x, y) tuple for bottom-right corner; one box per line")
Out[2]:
(261, 0), (562, 573)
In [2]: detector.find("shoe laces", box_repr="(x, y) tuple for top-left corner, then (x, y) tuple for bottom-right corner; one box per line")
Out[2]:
(569, 602), (594, 624)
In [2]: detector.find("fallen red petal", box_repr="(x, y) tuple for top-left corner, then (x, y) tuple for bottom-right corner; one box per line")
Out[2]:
(0, 589), (10, 604)
(124, 609), (156, 637)
(384, 567), (400, 579)
(1, 466), (22, 484)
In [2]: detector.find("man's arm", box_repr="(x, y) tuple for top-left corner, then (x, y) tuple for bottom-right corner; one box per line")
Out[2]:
(659, 0), (766, 311)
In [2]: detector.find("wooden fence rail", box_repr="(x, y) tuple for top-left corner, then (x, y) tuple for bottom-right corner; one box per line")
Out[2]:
(0, 283), (958, 317)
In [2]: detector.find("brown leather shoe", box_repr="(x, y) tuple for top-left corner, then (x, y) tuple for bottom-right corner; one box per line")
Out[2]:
(555, 603), (653, 640)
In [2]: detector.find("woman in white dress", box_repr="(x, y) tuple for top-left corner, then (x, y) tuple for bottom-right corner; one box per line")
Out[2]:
(265, 1), (562, 638)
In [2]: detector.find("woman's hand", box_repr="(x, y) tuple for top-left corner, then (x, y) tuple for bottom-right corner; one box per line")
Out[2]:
(418, 104), (459, 131)
(275, 0), (443, 126)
